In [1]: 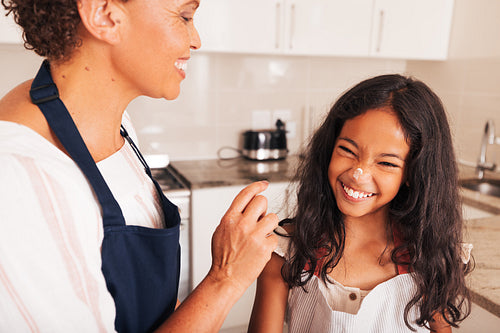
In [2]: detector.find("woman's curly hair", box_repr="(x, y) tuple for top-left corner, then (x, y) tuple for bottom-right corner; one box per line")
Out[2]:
(1, 0), (83, 61)
(2, 0), (128, 61)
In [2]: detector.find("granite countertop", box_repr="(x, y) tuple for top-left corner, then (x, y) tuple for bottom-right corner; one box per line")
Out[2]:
(169, 155), (301, 189)
(170, 157), (500, 317)
(459, 166), (500, 317)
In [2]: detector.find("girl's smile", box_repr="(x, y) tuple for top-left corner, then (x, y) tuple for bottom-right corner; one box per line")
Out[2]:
(341, 182), (375, 200)
(328, 107), (410, 220)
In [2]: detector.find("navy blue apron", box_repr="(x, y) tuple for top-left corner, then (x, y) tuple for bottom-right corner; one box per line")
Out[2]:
(30, 60), (181, 333)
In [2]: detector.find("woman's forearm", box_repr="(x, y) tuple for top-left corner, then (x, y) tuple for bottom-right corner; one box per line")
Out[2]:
(155, 274), (245, 332)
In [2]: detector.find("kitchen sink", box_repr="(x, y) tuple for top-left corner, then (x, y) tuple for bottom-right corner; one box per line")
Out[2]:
(460, 178), (500, 198)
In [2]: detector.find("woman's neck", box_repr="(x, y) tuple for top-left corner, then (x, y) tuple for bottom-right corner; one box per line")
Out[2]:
(50, 51), (139, 161)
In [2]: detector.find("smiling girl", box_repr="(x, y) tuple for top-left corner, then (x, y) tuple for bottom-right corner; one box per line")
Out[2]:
(249, 74), (472, 332)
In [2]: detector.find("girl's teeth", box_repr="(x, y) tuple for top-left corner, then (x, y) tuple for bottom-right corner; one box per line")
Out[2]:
(343, 184), (373, 199)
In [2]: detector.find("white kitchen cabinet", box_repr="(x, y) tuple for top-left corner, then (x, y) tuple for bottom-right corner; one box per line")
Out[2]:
(284, 0), (373, 57)
(370, 0), (454, 60)
(190, 181), (292, 329)
(0, 9), (22, 44)
(195, 0), (281, 54)
(195, 0), (454, 60)
(195, 0), (373, 57)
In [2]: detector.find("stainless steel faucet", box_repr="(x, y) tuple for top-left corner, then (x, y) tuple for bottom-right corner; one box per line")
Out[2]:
(477, 119), (497, 179)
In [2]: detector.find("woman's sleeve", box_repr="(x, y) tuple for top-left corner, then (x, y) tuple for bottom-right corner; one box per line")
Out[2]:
(0, 155), (116, 332)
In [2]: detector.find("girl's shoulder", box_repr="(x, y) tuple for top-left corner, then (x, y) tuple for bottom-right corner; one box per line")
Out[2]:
(274, 219), (295, 258)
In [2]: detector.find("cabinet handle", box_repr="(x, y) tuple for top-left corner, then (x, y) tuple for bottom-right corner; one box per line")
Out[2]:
(376, 10), (385, 53)
(275, 2), (281, 49)
(289, 3), (295, 50)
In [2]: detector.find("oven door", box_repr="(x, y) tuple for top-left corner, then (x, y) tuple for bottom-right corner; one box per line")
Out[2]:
(166, 192), (190, 302)
(151, 167), (191, 302)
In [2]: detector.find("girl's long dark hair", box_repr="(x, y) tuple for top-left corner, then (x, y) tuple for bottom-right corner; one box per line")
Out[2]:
(282, 74), (471, 329)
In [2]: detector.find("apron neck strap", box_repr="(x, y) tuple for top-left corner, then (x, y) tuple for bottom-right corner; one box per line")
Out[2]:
(30, 60), (125, 227)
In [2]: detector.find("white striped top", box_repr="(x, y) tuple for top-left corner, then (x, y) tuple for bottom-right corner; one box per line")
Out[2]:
(0, 114), (163, 333)
(286, 273), (426, 332)
(275, 229), (429, 332)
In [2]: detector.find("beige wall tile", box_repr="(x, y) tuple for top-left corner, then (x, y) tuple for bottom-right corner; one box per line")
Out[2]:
(463, 59), (500, 94)
(211, 53), (310, 92)
(308, 57), (406, 91)
(0, 44), (41, 98)
(405, 59), (468, 95)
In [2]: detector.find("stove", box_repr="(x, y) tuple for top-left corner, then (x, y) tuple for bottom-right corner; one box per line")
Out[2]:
(151, 166), (190, 193)
(151, 166), (191, 302)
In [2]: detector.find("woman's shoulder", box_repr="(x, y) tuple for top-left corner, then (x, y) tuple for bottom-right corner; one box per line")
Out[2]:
(0, 116), (77, 181)
(0, 80), (35, 117)
(0, 80), (55, 144)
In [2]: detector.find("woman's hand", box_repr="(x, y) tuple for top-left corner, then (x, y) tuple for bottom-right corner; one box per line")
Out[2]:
(209, 181), (279, 294)
(156, 181), (279, 332)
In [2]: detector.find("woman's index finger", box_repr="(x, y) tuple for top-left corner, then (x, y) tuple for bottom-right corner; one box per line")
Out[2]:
(225, 181), (269, 217)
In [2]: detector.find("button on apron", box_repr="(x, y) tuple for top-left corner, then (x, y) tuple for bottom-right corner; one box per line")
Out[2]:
(30, 60), (181, 333)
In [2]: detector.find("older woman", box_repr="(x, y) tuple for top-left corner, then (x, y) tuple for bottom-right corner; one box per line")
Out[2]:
(0, 0), (278, 332)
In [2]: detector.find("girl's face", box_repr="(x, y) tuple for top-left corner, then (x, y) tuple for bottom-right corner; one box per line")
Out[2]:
(113, 0), (201, 100)
(328, 108), (410, 221)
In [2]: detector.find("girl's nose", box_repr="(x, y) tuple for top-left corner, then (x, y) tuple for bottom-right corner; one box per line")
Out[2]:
(353, 167), (363, 180)
(352, 166), (371, 182)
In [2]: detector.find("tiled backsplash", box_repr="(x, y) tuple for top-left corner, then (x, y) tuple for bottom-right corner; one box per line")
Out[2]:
(127, 53), (405, 160)
(408, 59), (500, 168)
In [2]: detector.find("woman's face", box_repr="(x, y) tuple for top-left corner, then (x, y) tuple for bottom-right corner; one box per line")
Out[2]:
(328, 108), (410, 222)
(113, 0), (201, 100)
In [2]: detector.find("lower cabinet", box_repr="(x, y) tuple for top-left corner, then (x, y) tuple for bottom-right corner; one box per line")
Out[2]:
(190, 181), (292, 329)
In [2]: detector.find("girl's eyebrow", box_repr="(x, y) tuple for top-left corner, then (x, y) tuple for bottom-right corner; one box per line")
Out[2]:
(338, 137), (358, 148)
(379, 153), (406, 161)
(337, 137), (406, 161)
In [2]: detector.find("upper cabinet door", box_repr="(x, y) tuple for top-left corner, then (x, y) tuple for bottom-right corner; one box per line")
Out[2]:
(284, 0), (373, 57)
(0, 9), (23, 44)
(195, 0), (284, 54)
(194, 0), (454, 60)
(370, 0), (454, 60)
